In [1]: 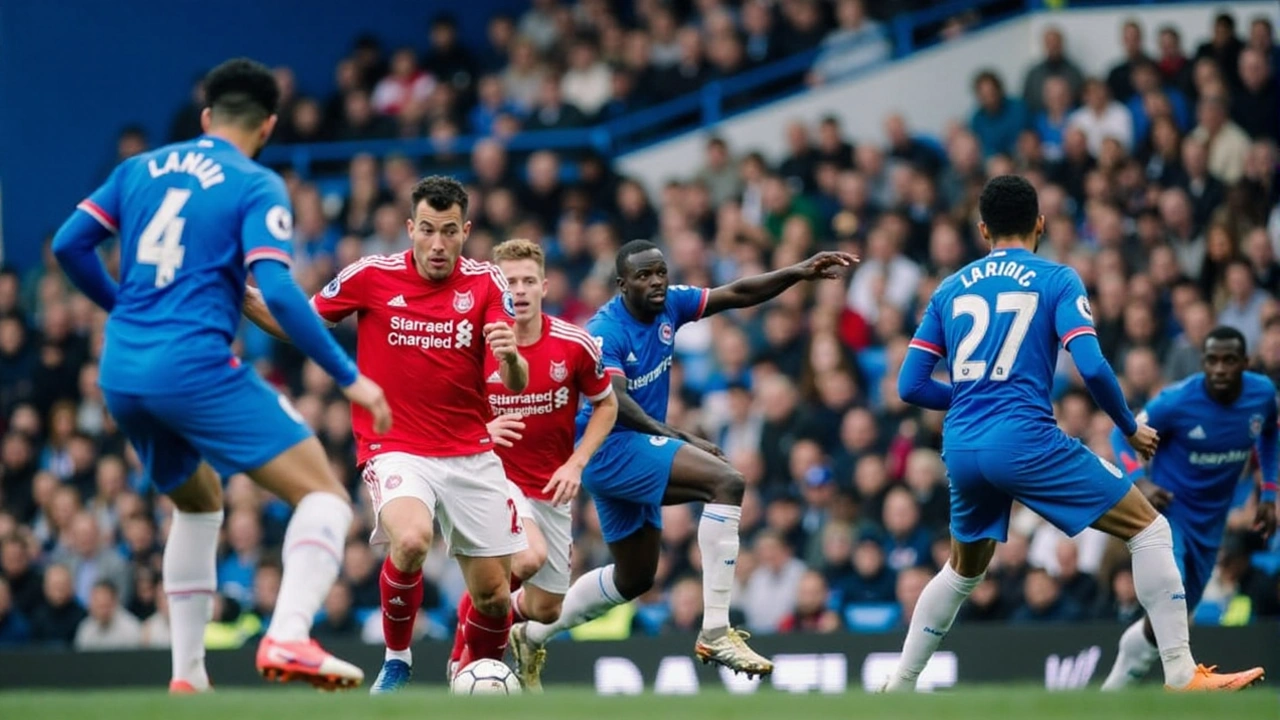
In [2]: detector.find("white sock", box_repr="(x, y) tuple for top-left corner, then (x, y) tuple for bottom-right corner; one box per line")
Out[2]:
(386, 648), (412, 664)
(1101, 619), (1159, 690)
(163, 509), (223, 689)
(1126, 516), (1195, 688)
(524, 564), (624, 646)
(698, 503), (741, 631)
(886, 564), (982, 691)
(266, 492), (352, 642)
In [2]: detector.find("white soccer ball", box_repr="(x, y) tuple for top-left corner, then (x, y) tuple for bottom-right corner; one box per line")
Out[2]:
(450, 658), (522, 695)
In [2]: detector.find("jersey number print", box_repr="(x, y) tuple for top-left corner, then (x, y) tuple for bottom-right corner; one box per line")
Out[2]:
(952, 292), (1039, 382)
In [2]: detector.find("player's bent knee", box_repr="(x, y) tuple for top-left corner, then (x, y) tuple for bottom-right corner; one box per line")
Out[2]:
(471, 583), (512, 617)
(525, 599), (562, 624)
(712, 467), (746, 505)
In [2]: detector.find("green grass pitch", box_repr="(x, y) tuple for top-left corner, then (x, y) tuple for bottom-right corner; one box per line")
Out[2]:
(1, 686), (1275, 720)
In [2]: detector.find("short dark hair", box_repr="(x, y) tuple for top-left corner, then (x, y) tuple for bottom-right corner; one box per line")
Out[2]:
(978, 175), (1039, 238)
(92, 579), (119, 597)
(1205, 325), (1247, 355)
(204, 58), (279, 129)
(615, 239), (660, 279)
(410, 175), (469, 216)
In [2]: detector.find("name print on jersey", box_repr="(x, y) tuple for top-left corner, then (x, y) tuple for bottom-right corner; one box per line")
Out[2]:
(387, 316), (473, 349)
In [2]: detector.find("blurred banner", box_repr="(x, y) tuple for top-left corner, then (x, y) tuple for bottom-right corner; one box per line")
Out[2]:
(1, 621), (1275, 692)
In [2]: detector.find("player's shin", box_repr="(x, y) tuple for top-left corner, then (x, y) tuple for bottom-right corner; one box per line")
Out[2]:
(524, 564), (624, 646)
(460, 600), (513, 664)
(1125, 516), (1196, 688)
(885, 564), (982, 691)
(163, 509), (223, 691)
(1101, 618), (1160, 690)
(265, 492), (352, 642)
(382, 555), (426, 663)
(697, 504), (741, 631)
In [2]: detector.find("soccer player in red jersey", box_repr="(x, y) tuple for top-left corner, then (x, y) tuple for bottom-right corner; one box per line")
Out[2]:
(445, 238), (618, 689)
(243, 176), (530, 694)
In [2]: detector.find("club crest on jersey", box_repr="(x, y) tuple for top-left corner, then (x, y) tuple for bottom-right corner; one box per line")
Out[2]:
(550, 360), (568, 383)
(453, 290), (474, 313)
(659, 322), (674, 345)
(321, 278), (341, 298)
(1076, 295), (1093, 322)
(1250, 414), (1264, 439)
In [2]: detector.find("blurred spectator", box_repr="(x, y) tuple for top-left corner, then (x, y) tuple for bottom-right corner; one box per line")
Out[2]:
(1231, 48), (1278, 142)
(1067, 78), (1133, 156)
(970, 70), (1027, 158)
(1012, 568), (1083, 623)
(1191, 93), (1251, 184)
(73, 580), (141, 650)
(808, 0), (891, 86)
(1195, 13), (1245, 91)
(1023, 26), (1084, 115)
(0, 576), (31, 646)
(778, 570), (842, 632)
(1108, 19), (1153, 102)
(30, 564), (86, 646)
(741, 530), (805, 632)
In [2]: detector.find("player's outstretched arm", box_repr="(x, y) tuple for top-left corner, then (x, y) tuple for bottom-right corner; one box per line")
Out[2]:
(253, 259), (358, 387)
(703, 251), (857, 317)
(897, 346), (952, 411)
(52, 210), (119, 312)
(1066, 333), (1140, 438)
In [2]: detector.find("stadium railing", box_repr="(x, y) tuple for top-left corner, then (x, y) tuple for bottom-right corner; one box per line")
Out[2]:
(258, 0), (1036, 184)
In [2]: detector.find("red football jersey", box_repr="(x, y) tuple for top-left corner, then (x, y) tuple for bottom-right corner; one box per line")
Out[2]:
(486, 314), (612, 500)
(311, 251), (515, 464)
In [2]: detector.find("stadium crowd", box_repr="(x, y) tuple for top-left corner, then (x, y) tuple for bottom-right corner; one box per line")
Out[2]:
(2, 3), (1280, 652)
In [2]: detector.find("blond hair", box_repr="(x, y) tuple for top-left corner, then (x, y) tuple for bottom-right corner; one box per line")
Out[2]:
(492, 238), (545, 274)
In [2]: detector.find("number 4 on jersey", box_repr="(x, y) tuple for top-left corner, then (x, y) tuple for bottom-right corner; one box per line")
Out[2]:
(952, 292), (1038, 382)
(137, 188), (191, 288)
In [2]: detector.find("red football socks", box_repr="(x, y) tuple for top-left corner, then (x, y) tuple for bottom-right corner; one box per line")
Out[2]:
(379, 556), (423, 652)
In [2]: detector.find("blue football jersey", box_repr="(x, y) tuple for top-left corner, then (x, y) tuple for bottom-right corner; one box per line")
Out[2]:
(1110, 372), (1279, 546)
(575, 284), (709, 437)
(909, 247), (1095, 448)
(77, 136), (295, 395)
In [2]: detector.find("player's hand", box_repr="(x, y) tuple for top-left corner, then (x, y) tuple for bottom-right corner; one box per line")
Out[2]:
(1126, 424), (1159, 461)
(1136, 478), (1174, 512)
(543, 461), (583, 505)
(685, 433), (726, 460)
(796, 251), (859, 280)
(343, 374), (392, 435)
(487, 413), (525, 448)
(484, 322), (519, 363)
(1254, 501), (1276, 540)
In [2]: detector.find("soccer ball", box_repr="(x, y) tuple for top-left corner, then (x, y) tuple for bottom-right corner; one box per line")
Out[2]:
(450, 658), (522, 695)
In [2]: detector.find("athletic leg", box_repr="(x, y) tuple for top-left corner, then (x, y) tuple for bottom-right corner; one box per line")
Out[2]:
(1102, 523), (1196, 690)
(164, 464), (224, 694)
(885, 449), (1002, 692)
(363, 454), (439, 694)
(104, 389), (221, 695)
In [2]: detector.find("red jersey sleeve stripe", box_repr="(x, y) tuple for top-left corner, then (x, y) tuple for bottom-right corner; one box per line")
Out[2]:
(244, 247), (293, 268)
(908, 339), (944, 357)
(695, 288), (710, 319)
(585, 384), (614, 403)
(77, 200), (117, 233)
(1061, 327), (1097, 347)
(605, 367), (626, 378)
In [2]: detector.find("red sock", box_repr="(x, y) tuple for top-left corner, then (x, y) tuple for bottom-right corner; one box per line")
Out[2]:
(449, 592), (473, 664)
(461, 601), (513, 663)
(380, 556), (423, 652)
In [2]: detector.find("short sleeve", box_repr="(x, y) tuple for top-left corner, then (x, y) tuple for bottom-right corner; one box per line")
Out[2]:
(571, 326), (613, 402)
(241, 173), (295, 268)
(907, 294), (946, 358)
(586, 316), (627, 380)
(481, 262), (517, 326)
(668, 284), (710, 329)
(77, 161), (129, 234)
(1054, 267), (1096, 349)
(311, 261), (371, 325)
